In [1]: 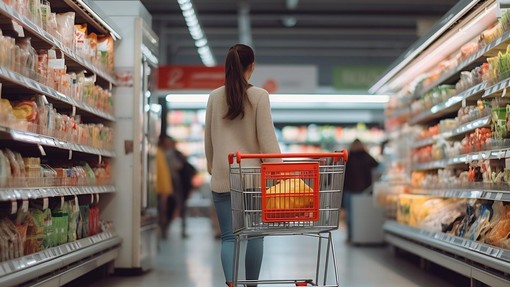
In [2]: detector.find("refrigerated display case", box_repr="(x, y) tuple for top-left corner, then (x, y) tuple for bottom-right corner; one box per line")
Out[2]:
(0, 0), (122, 286)
(371, 0), (510, 285)
(95, 0), (160, 273)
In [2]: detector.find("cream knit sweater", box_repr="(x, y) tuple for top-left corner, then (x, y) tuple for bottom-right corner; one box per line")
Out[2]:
(204, 86), (281, 193)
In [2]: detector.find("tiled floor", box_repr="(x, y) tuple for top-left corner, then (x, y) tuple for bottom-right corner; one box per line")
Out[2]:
(73, 217), (460, 287)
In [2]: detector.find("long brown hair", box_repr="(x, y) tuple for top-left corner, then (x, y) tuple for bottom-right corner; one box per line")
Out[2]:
(224, 44), (254, 120)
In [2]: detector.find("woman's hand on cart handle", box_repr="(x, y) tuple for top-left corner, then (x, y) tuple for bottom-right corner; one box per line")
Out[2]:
(228, 151), (348, 164)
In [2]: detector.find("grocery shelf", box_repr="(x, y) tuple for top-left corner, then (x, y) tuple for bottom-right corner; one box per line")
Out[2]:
(412, 147), (510, 170)
(410, 82), (486, 125)
(416, 28), (510, 100)
(384, 221), (510, 285)
(411, 187), (510, 202)
(0, 126), (115, 157)
(443, 115), (491, 139)
(0, 230), (121, 287)
(57, 0), (122, 40)
(0, 66), (115, 122)
(0, 1), (117, 86)
(412, 115), (491, 149)
(0, 185), (116, 201)
(483, 77), (510, 98)
(411, 136), (437, 149)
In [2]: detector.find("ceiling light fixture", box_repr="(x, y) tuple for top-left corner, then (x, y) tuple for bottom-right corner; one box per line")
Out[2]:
(177, 0), (216, 66)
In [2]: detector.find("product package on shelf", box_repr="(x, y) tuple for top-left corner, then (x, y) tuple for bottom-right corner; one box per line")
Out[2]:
(0, 197), (107, 263)
(396, 195), (510, 249)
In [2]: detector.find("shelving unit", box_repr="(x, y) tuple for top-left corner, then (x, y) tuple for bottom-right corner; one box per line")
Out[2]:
(0, 0), (121, 285)
(371, 0), (510, 285)
(385, 221), (510, 287)
(0, 230), (121, 287)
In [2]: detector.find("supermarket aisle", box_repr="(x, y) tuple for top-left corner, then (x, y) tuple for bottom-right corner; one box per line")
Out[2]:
(74, 217), (459, 287)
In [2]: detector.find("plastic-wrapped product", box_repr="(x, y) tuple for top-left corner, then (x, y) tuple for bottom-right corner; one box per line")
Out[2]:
(79, 205), (89, 239)
(75, 24), (87, 57)
(97, 35), (114, 73)
(56, 12), (75, 49)
(484, 202), (510, 248)
(66, 200), (80, 242)
(24, 208), (45, 254)
(466, 201), (493, 241)
(0, 218), (22, 260)
(52, 208), (68, 245)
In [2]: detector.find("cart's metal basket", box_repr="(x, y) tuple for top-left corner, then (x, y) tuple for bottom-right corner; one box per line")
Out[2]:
(228, 151), (347, 235)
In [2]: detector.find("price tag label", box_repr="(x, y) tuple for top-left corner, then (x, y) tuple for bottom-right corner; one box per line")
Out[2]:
(495, 193), (503, 200)
(48, 58), (65, 70)
(11, 200), (17, 214)
(60, 196), (65, 208)
(90, 193), (94, 204)
(98, 154), (102, 164)
(503, 87), (508, 98)
(42, 197), (48, 210)
(11, 20), (24, 37)
(74, 196), (79, 211)
(22, 200), (28, 212)
(37, 144), (46, 156)
(71, 105), (76, 118)
(96, 193), (100, 203)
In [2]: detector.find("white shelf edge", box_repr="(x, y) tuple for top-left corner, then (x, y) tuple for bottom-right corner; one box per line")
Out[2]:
(411, 187), (510, 202)
(411, 136), (437, 149)
(384, 221), (510, 274)
(410, 82), (486, 125)
(0, 1), (117, 85)
(412, 147), (510, 170)
(483, 78), (510, 98)
(0, 185), (116, 200)
(0, 126), (115, 157)
(444, 115), (491, 139)
(0, 66), (115, 122)
(33, 247), (119, 287)
(0, 230), (121, 286)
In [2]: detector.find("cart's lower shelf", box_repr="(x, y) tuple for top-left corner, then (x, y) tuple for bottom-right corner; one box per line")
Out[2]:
(384, 221), (510, 287)
(0, 230), (121, 287)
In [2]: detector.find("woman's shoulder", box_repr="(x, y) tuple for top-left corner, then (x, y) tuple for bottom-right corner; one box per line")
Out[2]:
(210, 86), (225, 97)
(247, 86), (269, 95)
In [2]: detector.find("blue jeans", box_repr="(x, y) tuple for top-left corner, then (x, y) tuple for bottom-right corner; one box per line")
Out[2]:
(212, 191), (263, 285)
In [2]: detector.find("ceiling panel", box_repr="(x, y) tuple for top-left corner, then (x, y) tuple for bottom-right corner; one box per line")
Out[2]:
(141, 0), (458, 88)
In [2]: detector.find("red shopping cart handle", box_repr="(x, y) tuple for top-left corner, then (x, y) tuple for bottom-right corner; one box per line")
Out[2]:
(228, 151), (348, 164)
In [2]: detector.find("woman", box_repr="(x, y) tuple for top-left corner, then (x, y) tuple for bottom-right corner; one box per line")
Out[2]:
(204, 44), (281, 287)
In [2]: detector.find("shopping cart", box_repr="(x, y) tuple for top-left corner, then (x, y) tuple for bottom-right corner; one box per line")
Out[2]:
(228, 151), (348, 287)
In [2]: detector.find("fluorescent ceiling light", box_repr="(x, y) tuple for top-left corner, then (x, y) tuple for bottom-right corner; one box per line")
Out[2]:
(178, 0), (216, 66)
(166, 94), (389, 103)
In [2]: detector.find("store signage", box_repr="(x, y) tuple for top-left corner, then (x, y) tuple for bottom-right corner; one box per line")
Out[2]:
(333, 66), (386, 90)
(157, 65), (225, 90)
(157, 65), (318, 93)
(251, 65), (318, 93)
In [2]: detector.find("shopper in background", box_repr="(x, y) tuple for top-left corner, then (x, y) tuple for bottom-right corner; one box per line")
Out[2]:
(156, 136), (173, 239)
(205, 44), (281, 287)
(165, 136), (197, 239)
(343, 138), (379, 243)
